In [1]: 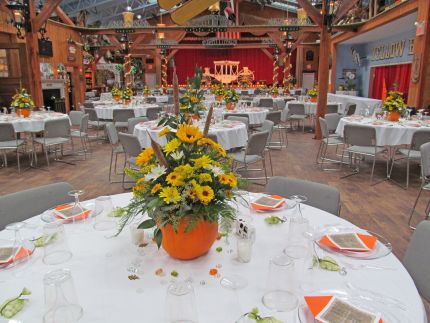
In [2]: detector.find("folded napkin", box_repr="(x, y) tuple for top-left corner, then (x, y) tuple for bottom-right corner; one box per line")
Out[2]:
(250, 195), (286, 211)
(54, 204), (92, 222)
(319, 233), (377, 252)
(0, 288), (31, 319)
(304, 296), (382, 323)
(0, 246), (33, 266)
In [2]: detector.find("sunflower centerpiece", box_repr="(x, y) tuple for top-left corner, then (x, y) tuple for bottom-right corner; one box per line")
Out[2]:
(111, 86), (122, 101)
(223, 88), (240, 110)
(270, 86), (279, 98)
(179, 66), (205, 119)
(11, 88), (35, 118)
(383, 91), (407, 122)
(120, 113), (237, 260)
(214, 85), (226, 101)
(308, 88), (318, 102)
(121, 87), (133, 105)
(143, 86), (151, 97)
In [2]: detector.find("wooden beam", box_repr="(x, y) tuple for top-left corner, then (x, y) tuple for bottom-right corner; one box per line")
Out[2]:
(268, 32), (284, 49)
(33, 0), (63, 31)
(261, 48), (273, 60)
(0, 1), (12, 18)
(297, 0), (323, 27)
(54, 6), (75, 26)
(167, 49), (178, 62)
(108, 35), (120, 46)
(333, 0), (360, 24)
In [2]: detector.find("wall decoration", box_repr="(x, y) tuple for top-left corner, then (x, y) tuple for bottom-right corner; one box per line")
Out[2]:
(411, 54), (421, 84)
(306, 50), (314, 61)
(351, 47), (362, 66)
(371, 40), (406, 61)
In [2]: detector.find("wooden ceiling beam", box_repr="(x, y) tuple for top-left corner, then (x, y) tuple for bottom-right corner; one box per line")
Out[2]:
(167, 49), (178, 61)
(333, 0), (360, 24)
(297, 0), (323, 27)
(54, 6), (75, 26)
(33, 0), (63, 31)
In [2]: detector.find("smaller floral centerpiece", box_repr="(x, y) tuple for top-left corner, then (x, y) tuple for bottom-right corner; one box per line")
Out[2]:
(214, 85), (226, 101)
(143, 86), (151, 97)
(11, 88), (35, 118)
(119, 113), (237, 260)
(179, 66), (205, 119)
(223, 88), (240, 110)
(383, 90), (407, 122)
(270, 86), (279, 98)
(111, 86), (122, 101)
(121, 87), (133, 105)
(308, 88), (318, 102)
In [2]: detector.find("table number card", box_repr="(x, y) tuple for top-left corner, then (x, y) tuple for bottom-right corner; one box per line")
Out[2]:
(326, 233), (371, 251)
(316, 297), (381, 323)
(251, 196), (284, 209)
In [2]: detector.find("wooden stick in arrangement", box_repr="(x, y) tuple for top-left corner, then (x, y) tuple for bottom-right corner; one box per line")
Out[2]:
(147, 130), (168, 167)
(203, 106), (213, 137)
(173, 66), (180, 116)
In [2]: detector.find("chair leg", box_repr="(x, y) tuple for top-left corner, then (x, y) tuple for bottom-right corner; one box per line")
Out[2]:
(262, 157), (268, 185)
(406, 158), (410, 189)
(109, 149), (114, 182)
(16, 147), (20, 173)
(44, 145), (50, 167)
(268, 150), (274, 176)
(122, 158), (127, 189)
(315, 142), (323, 164)
(408, 187), (423, 230)
(370, 155), (377, 183)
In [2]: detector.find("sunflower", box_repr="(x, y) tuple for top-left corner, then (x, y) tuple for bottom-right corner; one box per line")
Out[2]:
(176, 124), (203, 143)
(166, 171), (184, 186)
(214, 143), (227, 157)
(174, 164), (194, 178)
(159, 186), (181, 204)
(192, 155), (213, 169)
(159, 127), (170, 137)
(151, 183), (162, 194)
(197, 137), (217, 147)
(198, 173), (212, 183)
(218, 173), (237, 188)
(196, 185), (214, 205)
(190, 96), (199, 103)
(164, 138), (181, 155)
(135, 178), (146, 190)
(136, 147), (154, 167)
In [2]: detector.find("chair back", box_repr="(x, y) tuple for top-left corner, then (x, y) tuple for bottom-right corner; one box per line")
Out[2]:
(113, 109), (135, 122)
(146, 97), (157, 104)
(118, 132), (142, 158)
(80, 114), (89, 132)
(128, 117), (148, 134)
(86, 108), (99, 122)
(44, 118), (71, 138)
(254, 88), (261, 95)
(54, 99), (66, 113)
(319, 117), (329, 139)
(260, 120), (274, 145)
(83, 102), (94, 110)
(410, 130), (430, 151)
(325, 113), (341, 131)
(265, 176), (341, 216)
(258, 98), (273, 108)
(226, 115), (249, 128)
(167, 96), (174, 104)
(288, 103), (305, 115)
(0, 182), (74, 230)
(0, 123), (16, 141)
(345, 103), (356, 116)
(266, 111), (282, 125)
(106, 123), (119, 145)
(241, 91), (249, 95)
(246, 130), (270, 156)
(420, 142), (430, 179)
(69, 111), (84, 127)
(146, 107), (162, 121)
(404, 220), (430, 301)
(343, 124), (376, 147)
(326, 104), (338, 114)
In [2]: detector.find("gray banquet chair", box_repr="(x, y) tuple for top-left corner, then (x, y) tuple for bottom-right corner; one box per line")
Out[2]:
(258, 120), (275, 176)
(265, 110), (287, 148)
(106, 123), (124, 183)
(0, 182), (74, 230)
(128, 116), (149, 134)
(146, 107), (162, 121)
(316, 117), (344, 170)
(408, 142), (430, 229)
(286, 103), (306, 132)
(71, 114), (90, 159)
(85, 107), (109, 140)
(326, 104), (339, 114)
(69, 111), (84, 129)
(404, 220), (430, 301)
(258, 98), (273, 108)
(344, 103), (357, 116)
(118, 132), (142, 189)
(113, 109), (135, 131)
(0, 123), (25, 173)
(325, 113), (342, 133)
(265, 176), (341, 216)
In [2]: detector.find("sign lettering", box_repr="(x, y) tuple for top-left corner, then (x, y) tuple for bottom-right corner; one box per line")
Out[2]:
(371, 40), (406, 61)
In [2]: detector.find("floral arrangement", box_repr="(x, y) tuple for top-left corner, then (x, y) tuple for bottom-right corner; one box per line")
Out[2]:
(308, 88), (318, 98)
(223, 88), (240, 104)
(270, 86), (279, 96)
(179, 66), (205, 115)
(143, 86), (151, 96)
(121, 87), (133, 101)
(111, 86), (122, 98)
(119, 113), (237, 248)
(213, 84), (226, 97)
(382, 91), (407, 113)
(11, 88), (35, 110)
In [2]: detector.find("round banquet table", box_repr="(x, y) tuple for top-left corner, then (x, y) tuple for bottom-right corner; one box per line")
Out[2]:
(336, 116), (430, 146)
(252, 96), (295, 109)
(0, 192), (425, 323)
(0, 112), (70, 133)
(218, 107), (268, 125)
(133, 119), (248, 150)
(94, 104), (159, 120)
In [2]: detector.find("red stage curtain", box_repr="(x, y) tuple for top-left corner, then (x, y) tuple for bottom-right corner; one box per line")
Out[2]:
(370, 64), (411, 101)
(167, 48), (296, 85)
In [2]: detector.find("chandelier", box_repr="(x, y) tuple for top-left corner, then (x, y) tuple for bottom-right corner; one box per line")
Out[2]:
(6, 0), (30, 39)
(203, 38), (237, 49)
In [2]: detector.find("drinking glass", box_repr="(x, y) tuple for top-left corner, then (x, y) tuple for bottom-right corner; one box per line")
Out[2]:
(43, 268), (83, 323)
(236, 232), (255, 263)
(262, 254), (299, 312)
(67, 190), (87, 225)
(1, 222), (34, 269)
(289, 195), (307, 218)
(167, 281), (198, 323)
(43, 222), (72, 265)
(93, 196), (117, 231)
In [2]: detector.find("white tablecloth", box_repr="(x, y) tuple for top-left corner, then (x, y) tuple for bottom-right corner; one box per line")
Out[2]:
(0, 112), (70, 133)
(283, 101), (342, 121)
(99, 93), (112, 101)
(94, 104), (159, 120)
(219, 107), (268, 125)
(0, 192), (425, 323)
(336, 116), (430, 146)
(253, 96), (295, 109)
(328, 93), (382, 116)
(133, 119), (248, 150)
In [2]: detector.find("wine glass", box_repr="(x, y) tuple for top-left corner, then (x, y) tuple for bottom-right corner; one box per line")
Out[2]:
(289, 195), (308, 218)
(1, 222), (35, 269)
(67, 190), (89, 226)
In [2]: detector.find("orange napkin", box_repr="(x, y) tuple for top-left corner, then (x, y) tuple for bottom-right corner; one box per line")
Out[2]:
(54, 204), (92, 222)
(304, 296), (383, 323)
(250, 195), (286, 211)
(0, 246), (33, 266)
(319, 233), (377, 252)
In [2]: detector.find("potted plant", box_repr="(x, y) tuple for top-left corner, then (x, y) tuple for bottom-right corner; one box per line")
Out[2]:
(223, 88), (240, 110)
(121, 87), (133, 105)
(118, 113), (237, 260)
(11, 88), (35, 118)
(143, 86), (151, 97)
(383, 90), (407, 122)
(214, 85), (226, 101)
(179, 66), (205, 120)
(111, 86), (122, 101)
(308, 88), (318, 103)
(270, 86), (279, 98)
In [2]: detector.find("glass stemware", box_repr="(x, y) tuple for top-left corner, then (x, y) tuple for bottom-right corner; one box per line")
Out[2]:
(0, 222), (35, 269)
(93, 196), (117, 231)
(289, 195), (308, 218)
(167, 281), (198, 323)
(67, 190), (87, 225)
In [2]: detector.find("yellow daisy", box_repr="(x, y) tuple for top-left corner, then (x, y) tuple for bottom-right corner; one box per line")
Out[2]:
(174, 164), (194, 178)
(196, 185), (214, 205)
(192, 155), (213, 169)
(136, 147), (154, 167)
(164, 138), (181, 155)
(197, 137), (217, 147)
(151, 183), (162, 194)
(198, 173), (212, 183)
(176, 124), (203, 143)
(159, 186), (181, 204)
(158, 127), (170, 137)
(166, 171), (184, 186)
(190, 96), (199, 103)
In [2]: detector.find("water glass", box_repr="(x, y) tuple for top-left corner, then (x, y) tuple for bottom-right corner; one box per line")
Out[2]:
(167, 281), (198, 323)
(236, 235), (254, 263)
(43, 222), (72, 265)
(129, 222), (145, 246)
(93, 196), (117, 231)
(262, 254), (299, 312)
(43, 268), (83, 323)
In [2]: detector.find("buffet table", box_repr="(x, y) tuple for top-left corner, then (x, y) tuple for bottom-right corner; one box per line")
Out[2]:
(0, 112), (70, 133)
(328, 93), (382, 116)
(0, 192), (424, 323)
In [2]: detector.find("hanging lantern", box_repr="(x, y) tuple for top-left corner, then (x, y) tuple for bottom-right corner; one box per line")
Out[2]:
(122, 6), (134, 27)
(208, 2), (220, 12)
(157, 23), (166, 40)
